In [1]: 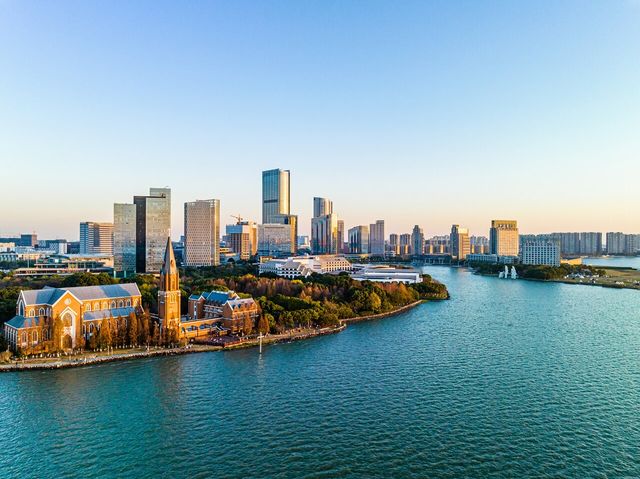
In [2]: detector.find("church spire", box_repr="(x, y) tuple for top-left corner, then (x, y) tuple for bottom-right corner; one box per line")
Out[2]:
(160, 237), (178, 292)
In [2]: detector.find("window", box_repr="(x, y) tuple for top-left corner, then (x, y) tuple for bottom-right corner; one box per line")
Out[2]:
(94, 302), (99, 311)
(110, 301), (116, 309)
(102, 302), (107, 310)
(126, 299), (131, 307)
(86, 304), (91, 312)
(89, 324), (94, 333)
(33, 331), (38, 343)
(38, 307), (45, 317)
(118, 300), (124, 308)
(18, 302), (24, 316)
(29, 309), (35, 317)
(22, 332), (27, 344)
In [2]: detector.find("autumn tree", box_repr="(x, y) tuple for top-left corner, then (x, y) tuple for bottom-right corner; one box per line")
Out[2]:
(257, 314), (270, 335)
(97, 317), (112, 350)
(127, 312), (138, 347)
(51, 316), (64, 353)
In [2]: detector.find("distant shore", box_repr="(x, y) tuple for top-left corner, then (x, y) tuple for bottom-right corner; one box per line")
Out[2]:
(0, 300), (427, 373)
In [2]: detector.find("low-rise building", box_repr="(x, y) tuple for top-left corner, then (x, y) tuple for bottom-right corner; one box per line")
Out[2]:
(3, 283), (143, 352)
(259, 255), (352, 279)
(186, 290), (260, 336)
(350, 265), (421, 284)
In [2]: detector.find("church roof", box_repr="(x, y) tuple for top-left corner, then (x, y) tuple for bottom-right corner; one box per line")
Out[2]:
(20, 283), (141, 306)
(84, 306), (137, 321)
(5, 315), (39, 329)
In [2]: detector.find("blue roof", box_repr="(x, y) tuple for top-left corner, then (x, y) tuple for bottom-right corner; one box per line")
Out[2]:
(203, 291), (238, 304)
(84, 306), (136, 321)
(5, 315), (39, 329)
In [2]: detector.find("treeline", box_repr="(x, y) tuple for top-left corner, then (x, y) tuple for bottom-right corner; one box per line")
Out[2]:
(469, 262), (607, 280)
(182, 271), (448, 334)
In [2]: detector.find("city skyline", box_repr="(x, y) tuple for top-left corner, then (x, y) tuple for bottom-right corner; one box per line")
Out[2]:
(2, 1), (640, 238)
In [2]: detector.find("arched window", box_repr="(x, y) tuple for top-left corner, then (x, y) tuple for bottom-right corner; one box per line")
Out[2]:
(33, 331), (38, 343)
(22, 332), (27, 344)
(62, 312), (72, 327)
(94, 302), (99, 311)
(118, 300), (124, 308)
(110, 301), (116, 309)
(89, 323), (94, 333)
(102, 302), (107, 310)
(38, 307), (45, 317)
(86, 304), (92, 312)
(133, 299), (138, 307)
(126, 299), (131, 307)
(18, 302), (24, 316)
(28, 309), (35, 317)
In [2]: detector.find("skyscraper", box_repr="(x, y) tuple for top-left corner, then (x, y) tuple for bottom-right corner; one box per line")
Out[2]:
(489, 220), (519, 257)
(348, 225), (369, 254)
(226, 221), (258, 261)
(313, 197), (333, 218)
(262, 169), (290, 224)
(134, 187), (171, 273)
(272, 214), (298, 254)
(184, 199), (220, 267)
(113, 204), (136, 276)
(79, 222), (114, 255)
(369, 220), (385, 256)
(450, 224), (471, 260)
(311, 213), (339, 254)
(337, 220), (345, 254)
(411, 225), (424, 256)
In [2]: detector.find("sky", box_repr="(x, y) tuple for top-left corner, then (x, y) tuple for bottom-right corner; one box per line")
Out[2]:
(0, 0), (639, 240)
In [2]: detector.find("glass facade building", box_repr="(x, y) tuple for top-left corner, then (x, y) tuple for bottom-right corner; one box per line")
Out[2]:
(134, 187), (171, 273)
(184, 199), (220, 267)
(113, 203), (137, 276)
(262, 169), (290, 224)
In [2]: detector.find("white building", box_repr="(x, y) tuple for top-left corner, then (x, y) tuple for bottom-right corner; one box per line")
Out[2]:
(520, 241), (561, 267)
(350, 265), (421, 284)
(259, 255), (352, 278)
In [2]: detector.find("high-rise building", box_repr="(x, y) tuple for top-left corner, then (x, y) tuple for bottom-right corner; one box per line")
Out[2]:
(257, 224), (294, 256)
(489, 220), (519, 257)
(521, 240), (561, 267)
(313, 197), (333, 218)
(113, 204), (137, 276)
(399, 233), (411, 255)
(337, 220), (345, 254)
(262, 169), (290, 224)
(226, 221), (258, 261)
(450, 225), (471, 260)
(411, 225), (424, 256)
(348, 225), (369, 254)
(272, 214), (298, 254)
(470, 236), (489, 254)
(369, 220), (385, 256)
(311, 213), (339, 254)
(579, 232), (603, 256)
(79, 222), (114, 255)
(389, 234), (399, 255)
(134, 187), (171, 273)
(184, 199), (220, 267)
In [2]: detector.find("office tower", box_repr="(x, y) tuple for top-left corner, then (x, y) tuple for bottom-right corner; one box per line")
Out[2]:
(579, 232), (603, 256)
(348, 225), (369, 254)
(389, 234), (399, 255)
(134, 187), (171, 273)
(450, 225), (471, 260)
(399, 233), (411, 255)
(311, 213), (339, 254)
(113, 203), (137, 276)
(369, 220), (385, 256)
(313, 197), (333, 218)
(411, 225), (424, 256)
(470, 236), (489, 254)
(262, 169), (290, 224)
(184, 199), (220, 267)
(79, 222), (114, 255)
(489, 220), (519, 257)
(521, 240), (561, 267)
(337, 220), (345, 254)
(19, 234), (38, 247)
(257, 224), (294, 256)
(226, 221), (258, 261)
(272, 214), (298, 254)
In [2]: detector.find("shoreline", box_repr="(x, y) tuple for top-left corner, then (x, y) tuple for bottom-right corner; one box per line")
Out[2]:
(472, 270), (640, 291)
(0, 300), (427, 373)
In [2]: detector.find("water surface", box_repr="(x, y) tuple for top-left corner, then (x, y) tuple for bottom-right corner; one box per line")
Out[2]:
(1, 267), (639, 478)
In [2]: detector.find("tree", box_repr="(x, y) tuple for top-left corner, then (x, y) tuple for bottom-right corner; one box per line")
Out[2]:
(242, 315), (253, 336)
(97, 317), (112, 350)
(257, 314), (270, 335)
(127, 312), (138, 347)
(51, 316), (64, 352)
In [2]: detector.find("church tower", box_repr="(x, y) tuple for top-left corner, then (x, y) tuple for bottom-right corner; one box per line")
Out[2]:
(158, 237), (181, 331)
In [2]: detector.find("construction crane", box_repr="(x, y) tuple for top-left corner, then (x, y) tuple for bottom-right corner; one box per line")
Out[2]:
(230, 214), (244, 224)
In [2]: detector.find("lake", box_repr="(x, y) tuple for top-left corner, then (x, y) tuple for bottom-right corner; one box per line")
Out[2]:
(1, 267), (640, 478)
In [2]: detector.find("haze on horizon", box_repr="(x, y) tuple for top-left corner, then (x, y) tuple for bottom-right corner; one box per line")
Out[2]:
(1, 0), (639, 240)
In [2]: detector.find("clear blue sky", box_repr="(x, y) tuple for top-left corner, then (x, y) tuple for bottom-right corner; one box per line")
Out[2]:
(1, 0), (639, 240)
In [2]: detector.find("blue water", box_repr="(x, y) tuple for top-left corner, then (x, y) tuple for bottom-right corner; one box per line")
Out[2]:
(584, 256), (640, 269)
(2, 267), (640, 478)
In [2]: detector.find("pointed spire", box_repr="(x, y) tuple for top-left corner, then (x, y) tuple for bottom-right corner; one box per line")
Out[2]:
(160, 237), (178, 292)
